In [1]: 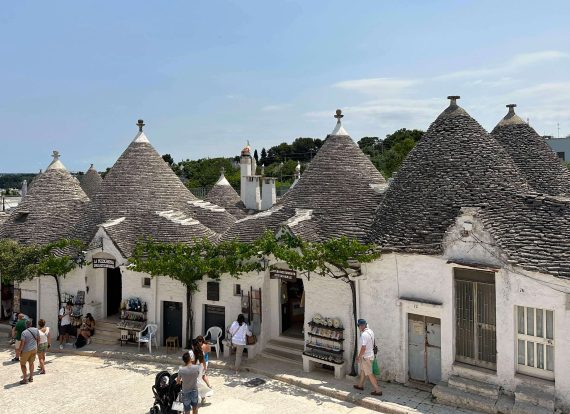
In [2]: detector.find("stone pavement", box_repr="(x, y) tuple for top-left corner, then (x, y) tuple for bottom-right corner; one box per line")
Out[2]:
(0, 338), (480, 414)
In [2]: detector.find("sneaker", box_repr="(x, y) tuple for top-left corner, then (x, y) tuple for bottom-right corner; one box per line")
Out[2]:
(11, 357), (19, 362)
(59, 345), (63, 350)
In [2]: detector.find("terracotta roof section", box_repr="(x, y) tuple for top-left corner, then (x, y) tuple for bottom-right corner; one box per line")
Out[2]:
(204, 170), (247, 219)
(79, 164), (103, 199)
(85, 121), (234, 256)
(491, 104), (570, 196)
(370, 97), (530, 253)
(223, 110), (386, 243)
(0, 153), (90, 245)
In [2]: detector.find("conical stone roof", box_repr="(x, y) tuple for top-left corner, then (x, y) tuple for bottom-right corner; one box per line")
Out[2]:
(369, 97), (530, 253)
(85, 121), (234, 256)
(79, 164), (103, 199)
(491, 104), (570, 196)
(204, 170), (247, 219)
(223, 110), (387, 243)
(0, 151), (90, 245)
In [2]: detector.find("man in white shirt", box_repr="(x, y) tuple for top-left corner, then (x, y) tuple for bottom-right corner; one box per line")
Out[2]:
(354, 318), (382, 396)
(58, 301), (73, 349)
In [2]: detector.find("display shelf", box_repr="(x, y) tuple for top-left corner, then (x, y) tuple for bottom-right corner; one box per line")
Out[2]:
(308, 321), (344, 332)
(305, 343), (343, 354)
(302, 351), (344, 364)
(307, 332), (344, 341)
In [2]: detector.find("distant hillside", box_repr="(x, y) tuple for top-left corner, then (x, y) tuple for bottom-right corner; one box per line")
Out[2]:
(0, 173), (37, 190)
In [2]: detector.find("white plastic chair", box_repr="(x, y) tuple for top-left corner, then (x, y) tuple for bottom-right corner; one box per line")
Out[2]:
(205, 326), (223, 359)
(137, 324), (159, 354)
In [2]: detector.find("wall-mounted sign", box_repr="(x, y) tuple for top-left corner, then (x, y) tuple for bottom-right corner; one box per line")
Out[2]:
(269, 267), (297, 281)
(92, 258), (116, 269)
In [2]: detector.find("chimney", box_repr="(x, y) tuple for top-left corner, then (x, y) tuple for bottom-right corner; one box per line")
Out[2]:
(244, 176), (261, 210)
(261, 177), (276, 210)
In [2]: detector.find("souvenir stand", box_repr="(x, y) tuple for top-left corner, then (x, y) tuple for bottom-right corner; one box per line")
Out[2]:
(117, 298), (148, 345)
(302, 314), (346, 378)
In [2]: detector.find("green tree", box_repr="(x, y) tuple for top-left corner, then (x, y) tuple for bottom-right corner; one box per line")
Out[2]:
(162, 153), (175, 166)
(179, 158), (240, 190)
(0, 239), (86, 309)
(371, 128), (424, 178)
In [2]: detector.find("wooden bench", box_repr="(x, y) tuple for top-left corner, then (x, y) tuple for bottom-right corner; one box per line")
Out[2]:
(302, 354), (346, 379)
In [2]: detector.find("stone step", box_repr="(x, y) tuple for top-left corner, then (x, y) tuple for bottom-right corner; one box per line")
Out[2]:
(90, 336), (119, 346)
(260, 347), (302, 366)
(512, 401), (553, 414)
(515, 384), (555, 411)
(448, 375), (500, 398)
(266, 339), (304, 354)
(432, 382), (501, 414)
(452, 363), (500, 386)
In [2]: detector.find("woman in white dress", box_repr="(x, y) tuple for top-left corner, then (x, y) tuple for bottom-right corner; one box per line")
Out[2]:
(192, 340), (213, 404)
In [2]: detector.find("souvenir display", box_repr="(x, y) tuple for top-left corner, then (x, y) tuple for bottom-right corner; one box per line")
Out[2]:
(304, 314), (344, 365)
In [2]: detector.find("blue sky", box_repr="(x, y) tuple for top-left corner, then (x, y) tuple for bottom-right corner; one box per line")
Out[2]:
(1, 1), (569, 172)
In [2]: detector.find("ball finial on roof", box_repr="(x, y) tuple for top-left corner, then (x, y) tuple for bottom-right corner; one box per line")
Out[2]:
(330, 109), (349, 135)
(52, 150), (60, 161)
(137, 119), (145, 132)
(447, 96), (460, 106)
(334, 109), (344, 120)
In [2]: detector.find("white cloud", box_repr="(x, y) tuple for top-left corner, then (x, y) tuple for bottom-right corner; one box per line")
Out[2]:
(332, 77), (420, 95)
(261, 103), (292, 112)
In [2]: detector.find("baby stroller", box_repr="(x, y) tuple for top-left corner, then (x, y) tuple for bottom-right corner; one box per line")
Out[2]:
(150, 370), (182, 414)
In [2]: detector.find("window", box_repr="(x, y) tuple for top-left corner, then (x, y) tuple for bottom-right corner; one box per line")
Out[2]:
(455, 268), (497, 370)
(141, 277), (151, 288)
(207, 282), (220, 301)
(556, 152), (565, 161)
(516, 306), (554, 380)
(234, 284), (241, 296)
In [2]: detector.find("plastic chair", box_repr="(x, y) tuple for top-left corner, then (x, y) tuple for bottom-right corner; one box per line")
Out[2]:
(205, 326), (223, 359)
(137, 324), (159, 354)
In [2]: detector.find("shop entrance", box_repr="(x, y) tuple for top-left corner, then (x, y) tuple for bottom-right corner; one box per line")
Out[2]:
(280, 279), (304, 338)
(106, 267), (122, 317)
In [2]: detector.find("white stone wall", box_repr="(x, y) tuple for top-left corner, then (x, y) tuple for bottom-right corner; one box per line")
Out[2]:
(360, 218), (570, 409)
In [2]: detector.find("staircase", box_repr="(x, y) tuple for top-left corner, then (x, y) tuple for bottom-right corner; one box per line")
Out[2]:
(260, 336), (304, 365)
(512, 383), (555, 414)
(90, 319), (121, 346)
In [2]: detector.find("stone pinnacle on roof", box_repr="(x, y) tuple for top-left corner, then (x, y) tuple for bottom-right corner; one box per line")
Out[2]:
(215, 167), (231, 186)
(80, 163), (103, 199)
(46, 150), (67, 171)
(330, 109), (349, 136)
(438, 95), (469, 118)
(496, 104), (526, 127)
(133, 119), (150, 143)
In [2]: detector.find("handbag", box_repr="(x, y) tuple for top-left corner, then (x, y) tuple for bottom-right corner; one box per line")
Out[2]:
(246, 334), (256, 345)
(171, 392), (184, 412)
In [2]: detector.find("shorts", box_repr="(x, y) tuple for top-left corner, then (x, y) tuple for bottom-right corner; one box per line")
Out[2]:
(182, 389), (199, 411)
(359, 357), (373, 376)
(60, 324), (74, 336)
(38, 343), (48, 353)
(20, 350), (37, 366)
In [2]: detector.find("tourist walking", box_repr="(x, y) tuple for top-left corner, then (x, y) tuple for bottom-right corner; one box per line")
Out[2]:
(176, 351), (201, 414)
(58, 301), (73, 349)
(12, 313), (27, 362)
(18, 319), (39, 384)
(195, 335), (212, 387)
(228, 314), (252, 373)
(192, 339), (213, 404)
(37, 319), (51, 374)
(353, 319), (382, 396)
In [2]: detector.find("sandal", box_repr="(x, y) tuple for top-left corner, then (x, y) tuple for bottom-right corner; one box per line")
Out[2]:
(40, 370), (46, 375)
(371, 390), (383, 396)
(28, 377), (33, 382)
(353, 385), (364, 390)
(19, 380), (27, 385)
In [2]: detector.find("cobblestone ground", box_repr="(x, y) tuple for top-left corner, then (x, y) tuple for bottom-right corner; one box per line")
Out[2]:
(0, 349), (375, 414)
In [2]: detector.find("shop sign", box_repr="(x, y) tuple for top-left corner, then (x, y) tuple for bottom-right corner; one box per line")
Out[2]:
(92, 258), (116, 269)
(269, 267), (297, 281)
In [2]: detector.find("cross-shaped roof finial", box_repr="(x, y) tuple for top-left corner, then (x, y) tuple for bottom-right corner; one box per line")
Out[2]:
(52, 150), (60, 161)
(137, 119), (145, 132)
(334, 109), (344, 122)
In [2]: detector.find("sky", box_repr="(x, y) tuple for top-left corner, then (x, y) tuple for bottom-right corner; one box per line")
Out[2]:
(1, 1), (569, 173)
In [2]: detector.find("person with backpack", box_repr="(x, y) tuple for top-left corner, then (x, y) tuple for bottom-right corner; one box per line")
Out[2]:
(228, 314), (252, 373)
(18, 319), (39, 384)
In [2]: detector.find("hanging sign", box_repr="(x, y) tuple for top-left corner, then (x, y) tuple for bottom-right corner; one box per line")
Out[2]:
(92, 258), (116, 269)
(269, 267), (297, 281)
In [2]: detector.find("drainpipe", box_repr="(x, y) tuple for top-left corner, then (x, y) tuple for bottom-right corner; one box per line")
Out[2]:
(349, 279), (358, 377)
